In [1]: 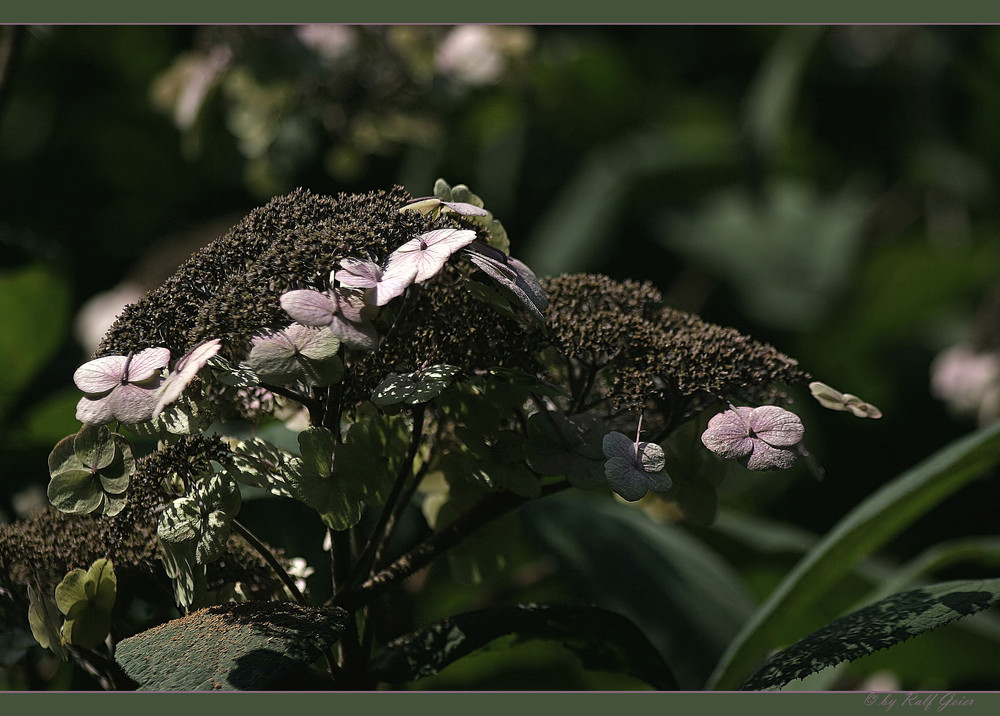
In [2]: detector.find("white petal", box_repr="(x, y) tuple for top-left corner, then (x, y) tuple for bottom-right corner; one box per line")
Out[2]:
(74, 355), (128, 394)
(109, 383), (160, 424)
(76, 394), (115, 425)
(336, 258), (383, 288)
(126, 347), (172, 382)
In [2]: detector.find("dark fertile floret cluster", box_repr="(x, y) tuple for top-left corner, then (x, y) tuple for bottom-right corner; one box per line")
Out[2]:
(541, 274), (810, 413)
(97, 187), (433, 361)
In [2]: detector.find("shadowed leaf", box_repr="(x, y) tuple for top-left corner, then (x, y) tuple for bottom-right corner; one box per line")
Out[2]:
(370, 603), (678, 689)
(742, 579), (1000, 691)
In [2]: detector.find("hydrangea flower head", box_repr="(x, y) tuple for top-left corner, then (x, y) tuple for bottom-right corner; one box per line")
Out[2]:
(74, 347), (171, 425)
(701, 405), (804, 471)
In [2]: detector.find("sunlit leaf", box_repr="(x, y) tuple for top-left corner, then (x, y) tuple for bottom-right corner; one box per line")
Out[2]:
(372, 364), (461, 406)
(157, 474), (241, 564)
(115, 602), (348, 690)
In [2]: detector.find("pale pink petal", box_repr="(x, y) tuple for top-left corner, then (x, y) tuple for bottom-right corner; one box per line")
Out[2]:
(108, 383), (160, 424)
(378, 258), (419, 301)
(386, 229), (477, 283)
(441, 201), (489, 216)
(372, 271), (413, 306)
(743, 442), (798, 471)
(76, 394), (115, 425)
(329, 315), (378, 351)
(336, 258), (383, 288)
(153, 339), (221, 417)
(73, 355), (128, 394)
(280, 289), (336, 327)
(701, 408), (755, 459)
(125, 347), (172, 383)
(748, 406), (804, 447)
(332, 289), (371, 323)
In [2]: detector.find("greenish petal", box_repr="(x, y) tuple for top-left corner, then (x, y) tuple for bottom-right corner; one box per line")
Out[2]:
(47, 468), (103, 514)
(47, 433), (85, 478)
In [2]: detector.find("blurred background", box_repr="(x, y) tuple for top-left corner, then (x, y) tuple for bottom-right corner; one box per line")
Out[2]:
(2, 25), (1000, 690)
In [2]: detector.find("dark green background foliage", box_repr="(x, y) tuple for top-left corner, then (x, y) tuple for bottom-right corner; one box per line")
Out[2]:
(3, 25), (1000, 690)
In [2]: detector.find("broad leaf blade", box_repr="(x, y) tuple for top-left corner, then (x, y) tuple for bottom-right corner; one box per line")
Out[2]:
(370, 603), (679, 690)
(709, 420), (1000, 690)
(522, 492), (755, 689)
(742, 579), (1000, 691)
(115, 602), (348, 691)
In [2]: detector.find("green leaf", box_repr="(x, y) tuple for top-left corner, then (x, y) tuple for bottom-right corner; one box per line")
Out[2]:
(209, 355), (260, 387)
(0, 263), (71, 416)
(742, 579), (1000, 691)
(156, 474), (241, 564)
(115, 602), (349, 690)
(129, 395), (215, 438)
(159, 537), (207, 611)
(226, 437), (301, 499)
(296, 426), (336, 481)
(524, 412), (607, 489)
(157, 497), (202, 544)
(372, 364), (460, 406)
(422, 470), (518, 585)
(454, 428), (541, 499)
(226, 435), (365, 531)
(522, 492), (755, 689)
(334, 411), (409, 504)
(370, 603), (679, 689)
(708, 420), (1000, 690)
(286, 458), (362, 531)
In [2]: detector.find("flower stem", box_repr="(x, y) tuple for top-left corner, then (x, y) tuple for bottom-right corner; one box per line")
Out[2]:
(332, 481), (570, 611)
(230, 519), (306, 606)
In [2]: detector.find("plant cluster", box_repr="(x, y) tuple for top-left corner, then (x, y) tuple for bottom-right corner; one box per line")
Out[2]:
(2, 180), (898, 691)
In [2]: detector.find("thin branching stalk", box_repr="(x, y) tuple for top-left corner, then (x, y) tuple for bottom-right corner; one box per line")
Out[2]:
(230, 519), (306, 606)
(347, 406), (426, 587)
(332, 480), (571, 612)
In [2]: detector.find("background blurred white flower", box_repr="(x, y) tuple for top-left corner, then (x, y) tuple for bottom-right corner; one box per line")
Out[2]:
(930, 344), (1000, 424)
(435, 26), (533, 87)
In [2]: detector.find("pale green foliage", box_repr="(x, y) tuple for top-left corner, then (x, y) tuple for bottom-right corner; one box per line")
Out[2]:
(46, 424), (134, 516)
(54, 558), (117, 649)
